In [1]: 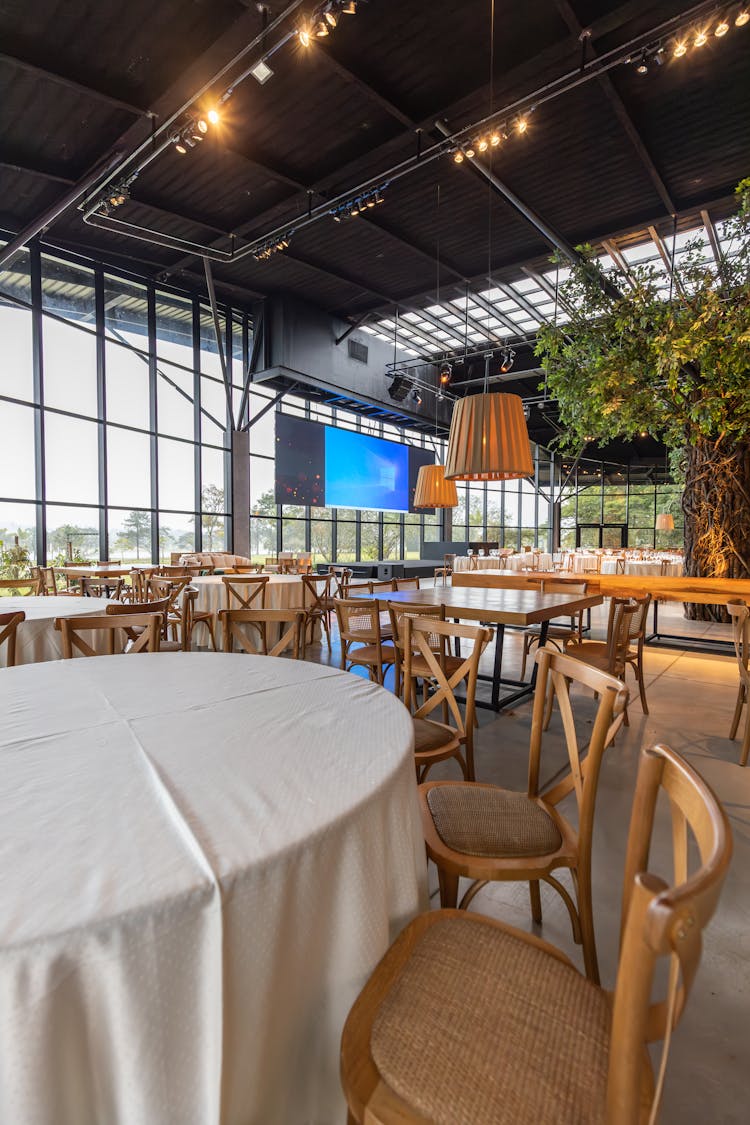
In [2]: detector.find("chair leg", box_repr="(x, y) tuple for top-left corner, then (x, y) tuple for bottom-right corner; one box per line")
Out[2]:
(529, 879), (542, 924)
(729, 683), (745, 739)
(571, 868), (599, 985)
(741, 708), (750, 768)
(438, 867), (459, 908)
(636, 663), (649, 714)
(520, 635), (532, 680)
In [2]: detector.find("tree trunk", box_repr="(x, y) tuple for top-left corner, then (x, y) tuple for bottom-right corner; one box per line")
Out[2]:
(682, 436), (750, 620)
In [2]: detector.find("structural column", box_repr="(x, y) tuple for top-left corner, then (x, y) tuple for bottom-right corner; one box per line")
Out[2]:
(231, 429), (250, 559)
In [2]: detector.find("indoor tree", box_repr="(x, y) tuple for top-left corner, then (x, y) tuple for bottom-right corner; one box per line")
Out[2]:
(536, 178), (750, 619)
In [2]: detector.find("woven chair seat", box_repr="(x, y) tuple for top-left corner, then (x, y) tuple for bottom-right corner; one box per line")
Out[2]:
(524, 623), (577, 639)
(371, 915), (609, 1125)
(564, 640), (610, 671)
(348, 643), (397, 666)
(413, 718), (459, 755)
(426, 784), (562, 857)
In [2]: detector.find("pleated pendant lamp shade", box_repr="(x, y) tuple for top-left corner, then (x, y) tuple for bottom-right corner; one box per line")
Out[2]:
(413, 463), (458, 508)
(445, 392), (533, 481)
(655, 513), (675, 531)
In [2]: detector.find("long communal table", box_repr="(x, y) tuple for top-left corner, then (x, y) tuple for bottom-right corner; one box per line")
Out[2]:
(352, 586), (602, 711)
(452, 569), (750, 653)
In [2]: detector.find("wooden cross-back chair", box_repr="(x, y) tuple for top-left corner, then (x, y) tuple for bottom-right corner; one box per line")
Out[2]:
(433, 553), (455, 587)
(0, 576), (42, 596)
(328, 566), (353, 598)
(403, 616), (491, 784)
(0, 611), (25, 667)
(123, 567), (157, 603)
(340, 740), (732, 1125)
(105, 597), (178, 649)
(300, 573), (332, 651)
(334, 597), (397, 685)
(726, 598), (750, 766)
(387, 601), (463, 703)
(55, 613), (161, 658)
(392, 576), (420, 591)
(147, 576), (191, 644)
(80, 575), (125, 600)
(219, 608), (305, 659)
(421, 645), (629, 983)
(39, 566), (78, 596)
(520, 579), (589, 678)
(222, 574), (269, 610)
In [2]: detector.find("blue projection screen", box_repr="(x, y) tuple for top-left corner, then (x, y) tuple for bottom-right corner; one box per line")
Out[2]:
(325, 427), (408, 511)
(274, 413), (434, 513)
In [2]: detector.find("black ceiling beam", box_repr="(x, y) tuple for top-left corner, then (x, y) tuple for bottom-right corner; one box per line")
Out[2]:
(552, 0), (676, 215)
(313, 45), (418, 131)
(0, 156), (75, 186)
(219, 140), (312, 194)
(0, 51), (152, 119)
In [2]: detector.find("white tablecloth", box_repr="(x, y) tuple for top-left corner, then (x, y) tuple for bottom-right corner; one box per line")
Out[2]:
(505, 552), (553, 572)
(0, 653), (425, 1124)
(453, 555), (512, 572)
(191, 573), (317, 617)
(0, 595), (112, 667)
(600, 559), (683, 577)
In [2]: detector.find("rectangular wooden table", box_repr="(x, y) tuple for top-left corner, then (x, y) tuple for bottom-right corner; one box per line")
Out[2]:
(55, 563), (155, 578)
(352, 586), (602, 711)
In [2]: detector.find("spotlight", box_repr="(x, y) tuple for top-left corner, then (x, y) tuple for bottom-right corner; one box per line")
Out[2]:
(207, 108), (220, 125)
(490, 132), (501, 146)
(478, 138), (488, 152)
(639, 430), (649, 438)
(325, 9), (338, 27)
(736, 10), (749, 27)
(350, 205), (359, 216)
(439, 362), (452, 386)
(453, 150), (464, 163)
(465, 146), (475, 158)
(411, 389), (423, 406)
(299, 28), (311, 46)
(341, 1), (357, 12)
(635, 53), (649, 74)
(174, 140), (188, 154)
(314, 19), (329, 36)
(250, 58), (274, 84)
(388, 374), (411, 402)
(366, 197), (376, 208)
(196, 118), (209, 134)
(715, 20), (729, 35)
(694, 29), (708, 47)
(673, 40), (688, 57)
(499, 347), (515, 373)
(516, 117), (528, 134)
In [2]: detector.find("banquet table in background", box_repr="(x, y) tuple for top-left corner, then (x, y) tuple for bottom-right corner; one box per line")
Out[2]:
(453, 555), (511, 572)
(0, 595), (112, 667)
(190, 573), (315, 617)
(599, 559), (683, 577)
(504, 552), (553, 573)
(0, 654), (425, 1125)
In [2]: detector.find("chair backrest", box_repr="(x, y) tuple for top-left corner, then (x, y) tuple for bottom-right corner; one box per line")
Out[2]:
(301, 573), (331, 610)
(55, 613), (161, 657)
(98, 559), (121, 566)
(606, 743), (732, 1124)
(328, 566), (353, 597)
(387, 601), (446, 660)
(219, 608), (305, 658)
(80, 576), (124, 600)
(726, 599), (750, 687)
(604, 599), (640, 677)
(222, 574), (269, 610)
(148, 575), (190, 615)
(0, 611), (25, 666)
(334, 597), (386, 646)
(367, 579), (396, 594)
(106, 596), (171, 637)
(0, 576), (42, 595)
(39, 566), (58, 594)
(540, 579), (588, 596)
(393, 576), (420, 591)
(403, 617), (491, 742)
(624, 593), (651, 642)
(156, 564), (196, 577)
(529, 647), (629, 838)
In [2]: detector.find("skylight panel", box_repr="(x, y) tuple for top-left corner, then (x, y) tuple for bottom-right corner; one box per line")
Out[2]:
(512, 277), (538, 293)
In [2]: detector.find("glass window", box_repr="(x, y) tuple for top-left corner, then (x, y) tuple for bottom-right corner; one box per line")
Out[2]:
(158, 437), (195, 511)
(310, 519), (332, 564)
(106, 338), (151, 430)
(109, 509), (153, 562)
(158, 512), (194, 563)
(0, 401), (36, 500)
(247, 393), (276, 457)
(251, 515), (278, 561)
(0, 502), (37, 565)
(45, 413), (99, 504)
(335, 520), (356, 562)
(0, 247), (33, 402)
(106, 427), (151, 509)
(41, 257), (97, 417)
(360, 522), (380, 560)
(46, 506), (99, 563)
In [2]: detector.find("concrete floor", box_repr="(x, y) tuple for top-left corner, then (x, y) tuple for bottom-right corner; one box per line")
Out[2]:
(307, 593), (749, 1123)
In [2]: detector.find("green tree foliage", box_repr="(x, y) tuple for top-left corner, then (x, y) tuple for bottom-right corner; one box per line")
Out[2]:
(113, 510), (152, 560)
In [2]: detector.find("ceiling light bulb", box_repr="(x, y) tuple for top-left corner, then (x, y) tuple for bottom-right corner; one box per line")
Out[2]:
(325, 9), (338, 26)
(465, 146), (475, 158)
(366, 198), (376, 207)
(299, 28), (311, 46)
(315, 20), (329, 36)
(736, 10), (749, 27)
(715, 20), (729, 35)
(453, 150), (464, 163)
(517, 117), (528, 134)
(341, 1), (357, 12)
(207, 108), (220, 125)
(490, 132), (501, 146)
(478, 138), (488, 152)
(175, 141), (187, 154)
(197, 118), (209, 134)
(673, 40), (688, 56)
(636, 58), (648, 74)
(694, 29), (708, 46)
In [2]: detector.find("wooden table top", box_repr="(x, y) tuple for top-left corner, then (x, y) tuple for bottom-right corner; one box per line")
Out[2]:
(351, 586), (602, 626)
(55, 563), (155, 577)
(452, 569), (750, 605)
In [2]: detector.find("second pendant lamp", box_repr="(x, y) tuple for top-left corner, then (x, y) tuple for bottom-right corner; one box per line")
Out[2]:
(445, 391), (533, 481)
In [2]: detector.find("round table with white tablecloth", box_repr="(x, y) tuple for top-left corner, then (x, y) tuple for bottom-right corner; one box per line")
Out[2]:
(505, 552), (553, 572)
(0, 653), (425, 1124)
(453, 554), (513, 572)
(190, 573), (314, 617)
(0, 595), (112, 667)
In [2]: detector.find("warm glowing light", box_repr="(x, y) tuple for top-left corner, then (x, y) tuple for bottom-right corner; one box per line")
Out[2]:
(341, 1), (357, 12)
(673, 40), (688, 57)
(516, 117), (528, 134)
(207, 108), (220, 125)
(715, 20), (729, 35)
(325, 9), (337, 26)
(175, 141), (187, 154)
(490, 132), (501, 146)
(736, 10), (750, 27)
(453, 150), (464, 163)
(694, 28), (708, 46)
(465, 146), (475, 158)
(299, 28), (311, 46)
(478, 138), (488, 152)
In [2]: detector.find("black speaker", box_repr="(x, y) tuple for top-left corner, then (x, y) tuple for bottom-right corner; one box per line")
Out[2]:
(388, 373), (411, 402)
